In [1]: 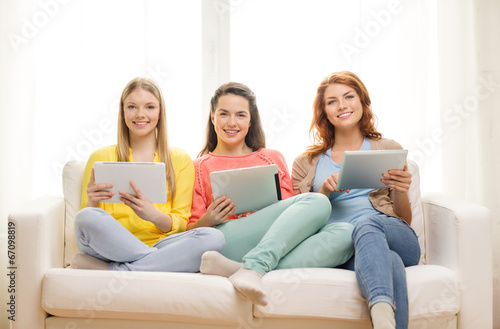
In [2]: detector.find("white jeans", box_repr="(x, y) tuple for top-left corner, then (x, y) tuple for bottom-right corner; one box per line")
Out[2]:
(74, 207), (225, 272)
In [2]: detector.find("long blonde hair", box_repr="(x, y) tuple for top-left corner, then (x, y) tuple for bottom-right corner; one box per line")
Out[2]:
(117, 77), (176, 197)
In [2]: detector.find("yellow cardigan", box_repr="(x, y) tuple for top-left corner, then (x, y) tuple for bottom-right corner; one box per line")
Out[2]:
(80, 145), (195, 247)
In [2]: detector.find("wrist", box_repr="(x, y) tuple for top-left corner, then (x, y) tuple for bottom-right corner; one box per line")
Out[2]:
(198, 213), (211, 227)
(86, 201), (98, 208)
(318, 187), (330, 197)
(199, 212), (218, 227)
(150, 210), (172, 232)
(393, 189), (409, 197)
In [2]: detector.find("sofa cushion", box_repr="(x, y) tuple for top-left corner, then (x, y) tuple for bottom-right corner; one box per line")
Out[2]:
(43, 266), (458, 325)
(255, 265), (459, 321)
(42, 268), (252, 326)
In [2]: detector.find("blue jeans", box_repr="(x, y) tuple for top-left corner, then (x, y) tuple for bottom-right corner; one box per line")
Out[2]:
(216, 193), (354, 275)
(342, 213), (420, 329)
(74, 207), (225, 272)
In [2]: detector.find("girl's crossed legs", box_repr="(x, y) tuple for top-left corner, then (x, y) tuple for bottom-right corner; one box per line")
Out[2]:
(73, 207), (225, 272)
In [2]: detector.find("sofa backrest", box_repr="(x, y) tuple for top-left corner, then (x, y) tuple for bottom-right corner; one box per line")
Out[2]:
(407, 160), (425, 264)
(62, 161), (86, 267)
(61, 160), (426, 267)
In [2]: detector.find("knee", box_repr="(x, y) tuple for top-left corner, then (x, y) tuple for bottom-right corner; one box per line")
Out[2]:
(340, 223), (355, 244)
(74, 207), (105, 232)
(299, 192), (332, 221)
(389, 251), (406, 275)
(331, 222), (355, 250)
(342, 222), (354, 235)
(389, 251), (404, 267)
(306, 192), (330, 207)
(195, 227), (225, 252)
(324, 222), (354, 239)
(352, 216), (384, 239)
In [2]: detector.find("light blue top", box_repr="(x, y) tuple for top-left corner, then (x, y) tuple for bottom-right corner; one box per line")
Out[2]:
(312, 137), (381, 225)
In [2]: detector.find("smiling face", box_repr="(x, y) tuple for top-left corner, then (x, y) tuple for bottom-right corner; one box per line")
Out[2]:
(123, 88), (160, 141)
(323, 83), (363, 132)
(211, 94), (251, 152)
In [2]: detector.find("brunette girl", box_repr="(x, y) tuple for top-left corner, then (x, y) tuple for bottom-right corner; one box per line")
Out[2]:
(189, 82), (354, 305)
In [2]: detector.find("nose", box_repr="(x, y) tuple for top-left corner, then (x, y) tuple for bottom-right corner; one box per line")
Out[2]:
(338, 99), (347, 110)
(136, 106), (146, 117)
(227, 114), (237, 126)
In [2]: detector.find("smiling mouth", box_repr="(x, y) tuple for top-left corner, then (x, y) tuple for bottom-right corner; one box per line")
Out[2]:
(133, 121), (149, 126)
(224, 129), (239, 134)
(338, 112), (353, 118)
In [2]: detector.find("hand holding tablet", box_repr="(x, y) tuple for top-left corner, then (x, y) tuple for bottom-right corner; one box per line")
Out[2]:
(336, 150), (408, 190)
(86, 168), (115, 206)
(210, 164), (282, 214)
(93, 162), (167, 204)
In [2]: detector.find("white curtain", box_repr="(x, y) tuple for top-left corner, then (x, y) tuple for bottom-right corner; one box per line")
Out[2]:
(436, 0), (500, 325)
(228, 0), (439, 189)
(0, 1), (36, 214)
(1, 2), (37, 327)
(1, 0), (498, 327)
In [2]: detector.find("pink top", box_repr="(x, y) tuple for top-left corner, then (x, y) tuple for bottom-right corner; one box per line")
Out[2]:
(188, 148), (294, 228)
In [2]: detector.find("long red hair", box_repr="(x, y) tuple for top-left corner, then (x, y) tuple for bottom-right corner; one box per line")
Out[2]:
(305, 71), (382, 161)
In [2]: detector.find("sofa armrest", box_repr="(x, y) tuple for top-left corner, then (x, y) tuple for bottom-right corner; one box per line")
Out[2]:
(8, 195), (65, 329)
(422, 193), (492, 329)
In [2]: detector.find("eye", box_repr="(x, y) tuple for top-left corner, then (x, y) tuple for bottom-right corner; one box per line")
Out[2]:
(147, 105), (156, 110)
(127, 105), (136, 109)
(346, 95), (354, 100)
(327, 100), (336, 105)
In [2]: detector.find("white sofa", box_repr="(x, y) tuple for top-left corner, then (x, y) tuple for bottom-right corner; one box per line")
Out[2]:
(8, 160), (493, 329)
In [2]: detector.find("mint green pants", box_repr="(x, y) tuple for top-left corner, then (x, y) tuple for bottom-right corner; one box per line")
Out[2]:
(216, 193), (354, 275)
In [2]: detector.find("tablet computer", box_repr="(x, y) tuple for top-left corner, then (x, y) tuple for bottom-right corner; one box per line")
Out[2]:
(210, 164), (281, 214)
(336, 150), (408, 189)
(93, 162), (167, 204)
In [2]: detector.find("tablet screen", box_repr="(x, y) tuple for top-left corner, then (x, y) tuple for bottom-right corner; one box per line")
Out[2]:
(93, 162), (167, 203)
(210, 164), (281, 214)
(336, 150), (408, 189)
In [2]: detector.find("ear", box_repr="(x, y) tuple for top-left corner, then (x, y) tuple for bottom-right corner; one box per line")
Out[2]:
(211, 113), (215, 125)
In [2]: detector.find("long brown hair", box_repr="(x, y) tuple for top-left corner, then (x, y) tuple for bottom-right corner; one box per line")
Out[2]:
(198, 82), (266, 157)
(117, 77), (176, 197)
(305, 71), (382, 161)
